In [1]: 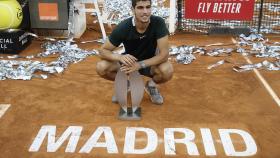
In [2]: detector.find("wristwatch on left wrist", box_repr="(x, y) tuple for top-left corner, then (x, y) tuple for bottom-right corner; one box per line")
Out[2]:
(138, 61), (147, 69)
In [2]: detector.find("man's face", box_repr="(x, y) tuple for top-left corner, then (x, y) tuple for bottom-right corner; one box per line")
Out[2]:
(133, 1), (152, 23)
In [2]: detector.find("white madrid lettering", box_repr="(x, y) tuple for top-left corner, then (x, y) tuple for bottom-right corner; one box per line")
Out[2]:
(29, 126), (257, 157)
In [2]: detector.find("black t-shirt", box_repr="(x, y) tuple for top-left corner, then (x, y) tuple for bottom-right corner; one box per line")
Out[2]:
(109, 15), (169, 61)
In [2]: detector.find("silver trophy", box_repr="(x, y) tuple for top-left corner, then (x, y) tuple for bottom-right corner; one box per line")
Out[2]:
(114, 70), (144, 120)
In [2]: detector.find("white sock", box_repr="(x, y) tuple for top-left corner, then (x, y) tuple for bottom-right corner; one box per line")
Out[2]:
(148, 79), (156, 86)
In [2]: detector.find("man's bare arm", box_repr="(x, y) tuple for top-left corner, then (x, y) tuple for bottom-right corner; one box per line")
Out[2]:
(98, 40), (120, 61)
(99, 40), (137, 66)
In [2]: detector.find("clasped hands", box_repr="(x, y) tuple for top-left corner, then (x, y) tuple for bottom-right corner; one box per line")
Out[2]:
(119, 54), (140, 74)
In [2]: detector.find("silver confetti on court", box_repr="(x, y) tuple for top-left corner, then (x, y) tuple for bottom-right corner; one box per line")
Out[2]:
(234, 33), (280, 71)
(169, 45), (202, 64)
(171, 32), (279, 71)
(0, 40), (98, 80)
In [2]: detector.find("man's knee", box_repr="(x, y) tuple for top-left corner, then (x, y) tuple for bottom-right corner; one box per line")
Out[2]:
(96, 60), (109, 77)
(158, 62), (173, 81)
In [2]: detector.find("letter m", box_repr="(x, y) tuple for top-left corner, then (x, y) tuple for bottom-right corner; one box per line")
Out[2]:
(29, 125), (82, 153)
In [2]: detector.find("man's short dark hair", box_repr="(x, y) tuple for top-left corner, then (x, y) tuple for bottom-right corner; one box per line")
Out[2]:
(131, 0), (152, 8)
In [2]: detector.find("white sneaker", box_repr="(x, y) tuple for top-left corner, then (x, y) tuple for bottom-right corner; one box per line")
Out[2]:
(145, 80), (163, 105)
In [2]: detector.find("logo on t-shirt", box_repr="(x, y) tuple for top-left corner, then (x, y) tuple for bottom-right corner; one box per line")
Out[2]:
(139, 35), (146, 40)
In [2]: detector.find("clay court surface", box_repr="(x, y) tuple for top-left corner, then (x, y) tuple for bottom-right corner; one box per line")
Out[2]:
(0, 28), (280, 158)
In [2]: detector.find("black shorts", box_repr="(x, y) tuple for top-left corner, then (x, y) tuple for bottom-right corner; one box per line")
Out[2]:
(119, 62), (153, 78)
(139, 67), (153, 78)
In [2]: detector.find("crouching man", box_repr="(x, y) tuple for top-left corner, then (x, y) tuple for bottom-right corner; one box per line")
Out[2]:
(96, 0), (173, 105)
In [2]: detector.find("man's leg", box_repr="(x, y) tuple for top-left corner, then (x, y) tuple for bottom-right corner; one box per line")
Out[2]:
(96, 59), (121, 103)
(151, 61), (173, 84)
(96, 59), (120, 81)
(145, 61), (173, 105)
